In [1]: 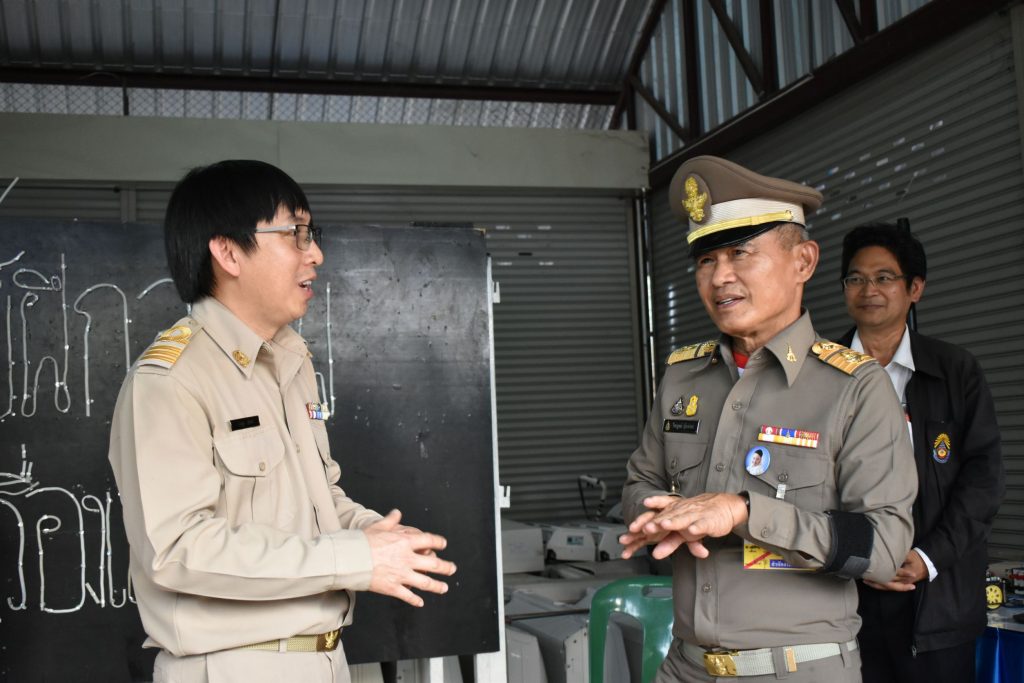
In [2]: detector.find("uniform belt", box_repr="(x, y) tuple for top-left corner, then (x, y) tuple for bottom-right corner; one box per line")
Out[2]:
(681, 639), (857, 677)
(237, 628), (341, 653)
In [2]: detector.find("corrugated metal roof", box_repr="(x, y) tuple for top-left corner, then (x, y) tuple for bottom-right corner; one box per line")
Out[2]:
(0, 0), (652, 88)
(635, 0), (934, 160)
(0, 0), (656, 126)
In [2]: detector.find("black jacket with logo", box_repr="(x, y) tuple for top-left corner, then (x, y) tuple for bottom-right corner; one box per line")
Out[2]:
(840, 328), (1005, 653)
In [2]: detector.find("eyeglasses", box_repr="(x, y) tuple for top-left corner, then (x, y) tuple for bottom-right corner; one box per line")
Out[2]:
(254, 224), (322, 251)
(841, 273), (908, 290)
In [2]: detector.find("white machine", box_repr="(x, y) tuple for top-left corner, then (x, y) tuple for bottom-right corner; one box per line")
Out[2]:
(540, 523), (597, 562)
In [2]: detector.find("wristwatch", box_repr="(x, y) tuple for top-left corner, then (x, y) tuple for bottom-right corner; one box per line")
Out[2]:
(738, 491), (751, 514)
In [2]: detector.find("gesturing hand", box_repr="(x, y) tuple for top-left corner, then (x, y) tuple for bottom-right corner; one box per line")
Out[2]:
(364, 509), (457, 607)
(619, 493), (748, 560)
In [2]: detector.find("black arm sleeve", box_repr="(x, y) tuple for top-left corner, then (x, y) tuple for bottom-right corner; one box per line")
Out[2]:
(821, 510), (874, 579)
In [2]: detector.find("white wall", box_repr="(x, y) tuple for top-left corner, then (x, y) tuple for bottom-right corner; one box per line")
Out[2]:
(0, 113), (649, 190)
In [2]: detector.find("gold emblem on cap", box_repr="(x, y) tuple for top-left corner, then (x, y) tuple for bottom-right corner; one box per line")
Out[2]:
(683, 176), (709, 223)
(232, 350), (251, 367)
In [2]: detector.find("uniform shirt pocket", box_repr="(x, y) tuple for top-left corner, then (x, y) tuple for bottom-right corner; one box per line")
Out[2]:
(664, 433), (709, 497)
(214, 426), (288, 524)
(744, 444), (829, 510)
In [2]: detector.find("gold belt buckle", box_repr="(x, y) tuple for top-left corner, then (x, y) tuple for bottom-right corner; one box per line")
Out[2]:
(316, 629), (341, 652)
(703, 650), (739, 676)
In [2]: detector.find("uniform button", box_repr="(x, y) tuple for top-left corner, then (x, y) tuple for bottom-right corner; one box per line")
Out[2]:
(715, 463), (725, 472)
(761, 528), (770, 538)
(258, 461), (266, 472)
(778, 472), (789, 483)
(702, 583), (712, 593)
(711, 357), (719, 364)
(731, 401), (743, 410)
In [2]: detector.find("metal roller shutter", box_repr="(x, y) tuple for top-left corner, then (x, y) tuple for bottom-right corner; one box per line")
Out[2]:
(650, 14), (1023, 557)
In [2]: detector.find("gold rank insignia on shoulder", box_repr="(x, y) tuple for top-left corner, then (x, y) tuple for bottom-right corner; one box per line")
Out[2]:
(811, 340), (874, 375)
(667, 340), (717, 365)
(138, 322), (196, 369)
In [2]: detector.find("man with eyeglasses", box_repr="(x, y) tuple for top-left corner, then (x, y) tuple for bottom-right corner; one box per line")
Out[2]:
(620, 156), (917, 682)
(837, 223), (1004, 683)
(108, 160), (456, 683)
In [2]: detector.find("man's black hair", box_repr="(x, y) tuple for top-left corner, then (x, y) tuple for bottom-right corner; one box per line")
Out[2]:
(840, 222), (927, 289)
(164, 160), (311, 303)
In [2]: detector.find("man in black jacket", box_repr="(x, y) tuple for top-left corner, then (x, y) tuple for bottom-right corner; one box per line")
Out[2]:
(838, 223), (1005, 683)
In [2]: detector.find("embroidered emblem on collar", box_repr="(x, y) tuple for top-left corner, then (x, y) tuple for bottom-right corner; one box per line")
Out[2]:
(933, 432), (951, 463)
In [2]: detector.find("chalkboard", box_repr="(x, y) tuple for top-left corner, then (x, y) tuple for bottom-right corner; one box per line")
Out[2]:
(0, 219), (499, 681)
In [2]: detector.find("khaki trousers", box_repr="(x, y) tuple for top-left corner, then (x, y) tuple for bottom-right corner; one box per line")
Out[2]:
(655, 638), (862, 683)
(153, 644), (351, 683)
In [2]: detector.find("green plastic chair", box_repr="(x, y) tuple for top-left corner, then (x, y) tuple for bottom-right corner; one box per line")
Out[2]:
(589, 576), (675, 683)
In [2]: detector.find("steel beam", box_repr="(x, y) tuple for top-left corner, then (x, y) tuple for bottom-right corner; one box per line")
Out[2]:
(759, 0), (779, 96)
(0, 67), (619, 106)
(682, 0), (702, 140)
(630, 74), (689, 142)
(835, 0), (867, 44)
(611, 0), (671, 129)
(649, 0), (1010, 188)
(708, 0), (765, 95)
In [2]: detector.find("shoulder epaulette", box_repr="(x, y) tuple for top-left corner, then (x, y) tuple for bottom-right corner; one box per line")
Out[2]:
(811, 340), (875, 375)
(137, 319), (200, 370)
(667, 340), (718, 365)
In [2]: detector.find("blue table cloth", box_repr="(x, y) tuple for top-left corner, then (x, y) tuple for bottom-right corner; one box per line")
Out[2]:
(977, 607), (1024, 683)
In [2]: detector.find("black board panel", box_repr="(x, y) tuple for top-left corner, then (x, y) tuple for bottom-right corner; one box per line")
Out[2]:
(0, 219), (498, 681)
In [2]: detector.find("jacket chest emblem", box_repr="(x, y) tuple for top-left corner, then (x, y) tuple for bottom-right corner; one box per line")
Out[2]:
(932, 432), (951, 463)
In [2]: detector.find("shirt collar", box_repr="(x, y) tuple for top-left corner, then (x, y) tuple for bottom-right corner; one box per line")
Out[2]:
(693, 310), (815, 387)
(190, 298), (308, 380)
(760, 310), (816, 387)
(851, 325), (915, 373)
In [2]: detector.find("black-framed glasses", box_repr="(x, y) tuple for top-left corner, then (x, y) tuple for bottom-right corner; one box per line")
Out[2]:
(254, 224), (322, 251)
(841, 273), (908, 290)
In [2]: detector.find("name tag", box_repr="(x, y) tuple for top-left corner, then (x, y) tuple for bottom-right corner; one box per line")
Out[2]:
(230, 415), (260, 431)
(663, 419), (700, 435)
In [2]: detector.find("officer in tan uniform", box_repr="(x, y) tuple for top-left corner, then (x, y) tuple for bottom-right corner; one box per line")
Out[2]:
(108, 160), (456, 683)
(619, 156), (917, 682)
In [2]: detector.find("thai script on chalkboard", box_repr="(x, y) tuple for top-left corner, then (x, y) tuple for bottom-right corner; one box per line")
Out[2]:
(0, 246), (336, 621)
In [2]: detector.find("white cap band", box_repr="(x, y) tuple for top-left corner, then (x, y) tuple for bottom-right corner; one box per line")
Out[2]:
(687, 198), (806, 245)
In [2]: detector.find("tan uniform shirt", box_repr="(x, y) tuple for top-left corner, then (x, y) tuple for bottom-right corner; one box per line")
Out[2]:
(623, 312), (917, 649)
(109, 297), (382, 656)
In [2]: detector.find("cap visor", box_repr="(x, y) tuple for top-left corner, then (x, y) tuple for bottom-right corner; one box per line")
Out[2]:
(689, 222), (786, 258)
